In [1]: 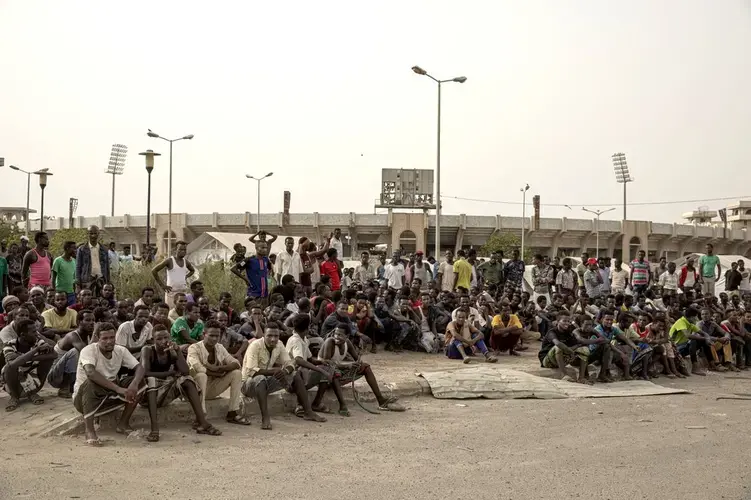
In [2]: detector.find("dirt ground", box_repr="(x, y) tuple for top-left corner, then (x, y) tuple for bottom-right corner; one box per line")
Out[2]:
(2, 351), (751, 500)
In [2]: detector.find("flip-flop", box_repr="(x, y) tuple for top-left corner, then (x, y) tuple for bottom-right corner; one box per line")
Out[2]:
(261, 421), (273, 430)
(312, 404), (331, 414)
(226, 415), (252, 425)
(5, 398), (20, 412)
(28, 393), (44, 405)
(303, 413), (327, 422)
(338, 408), (351, 417)
(294, 406), (305, 418)
(196, 425), (222, 436)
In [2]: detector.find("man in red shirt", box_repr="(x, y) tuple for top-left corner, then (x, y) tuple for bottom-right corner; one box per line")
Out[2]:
(320, 248), (341, 291)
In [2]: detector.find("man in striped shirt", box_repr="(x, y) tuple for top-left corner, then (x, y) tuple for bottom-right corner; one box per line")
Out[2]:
(629, 250), (651, 297)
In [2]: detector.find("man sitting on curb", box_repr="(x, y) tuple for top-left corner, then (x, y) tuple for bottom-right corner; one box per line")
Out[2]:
(286, 314), (348, 416)
(1, 319), (56, 411)
(444, 309), (498, 364)
(318, 323), (405, 413)
(241, 321), (327, 430)
(539, 311), (609, 383)
(73, 323), (146, 446)
(186, 320), (249, 425)
(141, 325), (222, 442)
(669, 306), (711, 376)
(47, 309), (96, 398)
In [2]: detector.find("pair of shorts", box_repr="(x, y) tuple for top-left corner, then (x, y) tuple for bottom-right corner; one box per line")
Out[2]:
(542, 345), (589, 369)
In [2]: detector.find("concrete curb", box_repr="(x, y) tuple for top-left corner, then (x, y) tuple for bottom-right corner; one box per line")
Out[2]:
(39, 377), (433, 438)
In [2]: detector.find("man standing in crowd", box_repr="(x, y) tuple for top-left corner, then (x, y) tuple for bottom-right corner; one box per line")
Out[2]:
(384, 251), (405, 290)
(610, 257), (629, 295)
(354, 251), (375, 283)
(277, 236), (302, 283)
(680, 257), (699, 294)
(452, 249), (472, 293)
(724, 261), (743, 297)
(232, 238), (272, 305)
(555, 257), (577, 297)
(436, 250), (455, 292)
(478, 251), (503, 289)
(22, 232), (52, 289)
(531, 254), (553, 303)
(503, 249), (526, 292)
(330, 228), (344, 264)
(699, 243), (722, 297)
(629, 249), (651, 297)
(410, 251), (432, 289)
(108, 242), (120, 276)
(152, 240), (195, 308)
(75, 226), (110, 297)
(52, 241), (77, 306)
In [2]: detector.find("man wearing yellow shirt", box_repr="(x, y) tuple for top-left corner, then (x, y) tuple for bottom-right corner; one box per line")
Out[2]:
(491, 302), (541, 355)
(41, 292), (78, 334)
(452, 250), (473, 292)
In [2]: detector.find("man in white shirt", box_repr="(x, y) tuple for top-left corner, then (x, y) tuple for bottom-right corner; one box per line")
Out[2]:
(436, 250), (455, 293)
(330, 228), (344, 261)
(451, 294), (484, 330)
(186, 320), (248, 425)
(658, 261), (679, 295)
(73, 322), (146, 446)
(384, 253), (405, 290)
(277, 236), (303, 282)
(738, 260), (751, 294)
(354, 251), (375, 283)
(610, 258), (629, 295)
(115, 305), (153, 360)
(108, 242), (120, 275)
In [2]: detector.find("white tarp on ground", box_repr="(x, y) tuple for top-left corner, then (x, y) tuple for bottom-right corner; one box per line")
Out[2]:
(670, 254), (751, 297)
(417, 365), (689, 400)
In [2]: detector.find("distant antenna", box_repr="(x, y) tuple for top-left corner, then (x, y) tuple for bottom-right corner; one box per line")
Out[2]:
(106, 144), (128, 216)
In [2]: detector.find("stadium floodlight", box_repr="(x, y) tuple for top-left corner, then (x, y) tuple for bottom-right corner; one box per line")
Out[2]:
(106, 144), (128, 216)
(612, 152), (633, 220)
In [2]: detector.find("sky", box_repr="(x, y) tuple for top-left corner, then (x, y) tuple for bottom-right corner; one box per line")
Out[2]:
(1, 0), (749, 224)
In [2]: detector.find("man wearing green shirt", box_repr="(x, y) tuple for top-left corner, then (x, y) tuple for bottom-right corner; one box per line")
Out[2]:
(698, 243), (721, 297)
(171, 302), (205, 352)
(669, 306), (711, 376)
(52, 241), (77, 306)
(478, 251), (503, 288)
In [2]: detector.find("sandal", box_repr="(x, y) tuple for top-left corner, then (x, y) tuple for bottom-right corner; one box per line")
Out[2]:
(5, 397), (20, 412)
(226, 414), (252, 426)
(378, 397), (406, 412)
(146, 431), (160, 443)
(312, 404), (331, 414)
(338, 408), (351, 417)
(85, 438), (103, 447)
(28, 393), (44, 405)
(196, 424), (222, 436)
(294, 405), (305, 418)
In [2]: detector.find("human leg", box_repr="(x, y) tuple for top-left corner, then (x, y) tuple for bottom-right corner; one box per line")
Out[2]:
(291, 370), (325, 422)
(193, 372), (209, 412)
(116, 376), (145, 433)
(2, 364), (23, 410)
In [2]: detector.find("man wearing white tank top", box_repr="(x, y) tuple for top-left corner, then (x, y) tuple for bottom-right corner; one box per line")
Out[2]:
(151, 241), (195, 308)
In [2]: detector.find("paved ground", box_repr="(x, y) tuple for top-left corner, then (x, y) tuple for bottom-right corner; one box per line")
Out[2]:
(2, 350), (751, 499)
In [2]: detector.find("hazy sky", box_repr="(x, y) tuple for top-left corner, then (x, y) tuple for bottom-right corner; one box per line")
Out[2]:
(1, 1), (749, 224)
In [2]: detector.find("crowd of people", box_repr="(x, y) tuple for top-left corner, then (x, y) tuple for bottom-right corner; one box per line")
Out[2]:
(0, 225), (749, 445)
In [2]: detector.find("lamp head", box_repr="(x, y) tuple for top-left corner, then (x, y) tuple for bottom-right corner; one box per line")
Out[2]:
(453, 76), (467, 83)
(139, 149), (161, 171)
(9, 165), (20, 171)
(147, 130), (160, 138)
(411, 66), (427, 75)
(34, 169), (53, 188)
(266, 172), (274, 178)
(182, 134), (194, 140)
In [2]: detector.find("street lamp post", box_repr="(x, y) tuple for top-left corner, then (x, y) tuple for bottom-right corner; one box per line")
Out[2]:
(147, 130), (194, 256)
(34, 170), (53, 232)
(582, 207), (616, 257)
(411, 65), (467, 258)
(105, 144), (128, 216)
(4, 165), (35, 238)
(612, 153), (633, 220)
(245, 172), (274, 232)
(520, 184), (530, 259)
(139, 150), (161, 255)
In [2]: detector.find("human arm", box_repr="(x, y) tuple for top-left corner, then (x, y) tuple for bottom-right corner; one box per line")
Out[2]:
(615, 331), (639, 350)
(716, 261), (722, 282)
(185, 260), (196, 279)
(141, 346), (176, 379)
(265, 231), (278, 244)
(230, 261), (250, 285)
(21, 250), (33, 288)
(573, 329), (606, 346)
(51, 258), (58, 291)
(150, 258), (170, 291)
(549, 331), (575, 354)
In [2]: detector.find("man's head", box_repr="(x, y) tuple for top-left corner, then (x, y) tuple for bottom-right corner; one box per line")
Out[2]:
(101, 284), (115, 300)
(190, 280), (204, 297)
(706, 243), (714, 255)
(87, 226), (100, 246)
(215, 310), (229, 329)
(133, 305), (150, 330)
(263, 321), (282, 348)
(293, 313), (311, 334)
(335, 301), (349, 319)
(459, 295), (470, 309)
(577, 315), (594, 332)
(34, 231), (49, 249)
(78, 289), (94, 308)
(53, 291), (68, 311)
(415, 250), (424, 263)
(123, 246), (131, 256)
(445, 250), (454, 261)
(600, 310), (615, 329)
(455, 309), (467, 327)
(78, 309), (96, 335)
(562, 257), (572, 270)
(174, 241), (187, 258)
(334, 228), (341, 239)
(534, 254), (544, 266)
(29, 287), (45, 308)
(198, 296), (210, 314)
(456, 249), (466, 260)
(587, 258), (598, 270)
(327, 248), (338, 261)
(557, 311), (572, 330)
(333, 322), (349, 344)
(255, 240), (269, 257)
(360, 251), (369, 266)
(250, 305), (264, 324)
(62, 240), (76, 258)
(684, 306), (700, 323)
(96, 323), (117, 353)
(185, 302), (199, 322)
(152, 326), (170, 351)
(203, 320), (222, 347)
(700, 308), (712, 322)
(218, 292), (232, 310)
(637, 250), (645, 261)
(140, 287), (155, 306)
(12, 305), (30, 324)
(174, 292), (187, 312)
(637, 312), (651, 328)
(686, 257), (694, 267)
(153, 302), (169, 323)
(15, 319), (38, 345)
(738, 259), (746, 270)
(268, 304), (283, 321)
(667, 262), (676, 273)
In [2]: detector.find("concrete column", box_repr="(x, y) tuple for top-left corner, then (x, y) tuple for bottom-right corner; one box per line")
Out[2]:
(454, 228), (465, 254)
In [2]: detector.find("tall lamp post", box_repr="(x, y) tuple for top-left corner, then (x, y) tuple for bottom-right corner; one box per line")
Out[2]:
(520, 184), (530, 259)
(582, 207), (616, 258)
(34, 170), (53, 232)
(411, 65), (467, 258)
(147, 130), (194, 256)
(105, 144), (128, 216)
(139, 150), (161, 255)
(612, 152), (633, 220)
(3, 164), (44, 238)
(245, 172), (274, 232)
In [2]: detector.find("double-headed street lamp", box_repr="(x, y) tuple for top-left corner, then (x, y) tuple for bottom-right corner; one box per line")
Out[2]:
(245, 172), (274, 232)
(411, 65), (467, 258)
(139, 150), (161, 253)
(582, 207), (616, 258)
(147, 129), (194, 256)
(2, 164), (51, 236)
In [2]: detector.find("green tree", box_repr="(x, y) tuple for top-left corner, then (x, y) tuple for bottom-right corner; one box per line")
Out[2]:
(49, 228), (88, 257)
(480, 231), (532, 263)
(0, 221), (24, 248)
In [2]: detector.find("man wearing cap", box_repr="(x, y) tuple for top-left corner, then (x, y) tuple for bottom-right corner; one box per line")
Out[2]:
(583, 258), (604, 299)
(0, 295), (21, 330)
(410, 251), (432, 290)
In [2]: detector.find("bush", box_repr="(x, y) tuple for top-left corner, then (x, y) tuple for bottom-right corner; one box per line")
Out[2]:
(49, 228), (89, 257)
(113, 260), (249, 310)
(480, 232), (532, 263)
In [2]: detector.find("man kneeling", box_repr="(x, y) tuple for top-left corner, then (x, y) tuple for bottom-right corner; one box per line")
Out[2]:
(241, 321), (327, 430)
(141, 325), (222, 441)
(73, 323), (146, 446)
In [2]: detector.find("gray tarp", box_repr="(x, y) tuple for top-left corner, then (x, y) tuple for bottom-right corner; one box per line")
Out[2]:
(418, 366), (689, 400)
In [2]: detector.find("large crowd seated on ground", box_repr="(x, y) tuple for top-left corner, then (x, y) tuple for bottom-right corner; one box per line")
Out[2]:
(0, 227), (749, 445)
